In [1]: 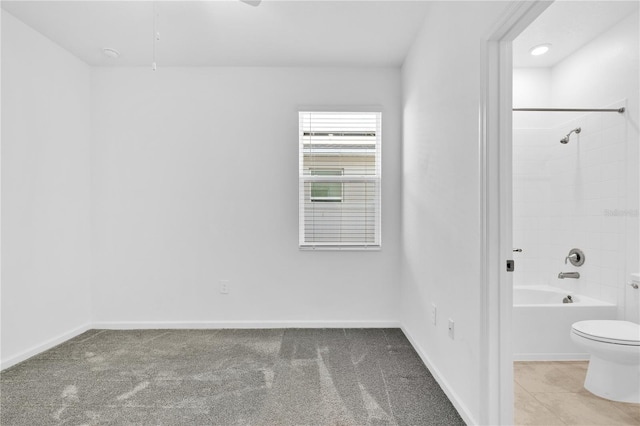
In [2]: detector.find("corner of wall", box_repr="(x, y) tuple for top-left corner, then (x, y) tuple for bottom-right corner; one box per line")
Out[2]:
(1, 10), (93, 368)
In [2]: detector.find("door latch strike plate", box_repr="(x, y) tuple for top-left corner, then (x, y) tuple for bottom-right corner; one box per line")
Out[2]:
(506, 260), (515, 272)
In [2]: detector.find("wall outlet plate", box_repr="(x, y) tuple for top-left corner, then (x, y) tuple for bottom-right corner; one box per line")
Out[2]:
(448, 319), (454, 339)
(220, 280), (229, 294)
(431, 303), (437, 325)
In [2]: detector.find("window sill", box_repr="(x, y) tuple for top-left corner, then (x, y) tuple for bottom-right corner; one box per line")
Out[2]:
(299, 245), (381, 251)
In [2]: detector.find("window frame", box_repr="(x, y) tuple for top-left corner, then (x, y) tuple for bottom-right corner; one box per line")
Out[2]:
(298, 110), (382, 251)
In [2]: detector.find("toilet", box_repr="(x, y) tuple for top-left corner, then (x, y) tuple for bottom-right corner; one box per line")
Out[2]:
(570, 320), (640, 403)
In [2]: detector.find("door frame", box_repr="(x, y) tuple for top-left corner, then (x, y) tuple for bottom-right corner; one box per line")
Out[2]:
(479, 1), (553, 424)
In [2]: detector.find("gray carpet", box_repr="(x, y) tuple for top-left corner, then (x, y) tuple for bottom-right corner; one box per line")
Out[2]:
(1, 328), (464, 425)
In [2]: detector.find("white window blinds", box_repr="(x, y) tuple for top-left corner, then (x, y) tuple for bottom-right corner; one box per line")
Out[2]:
(299, 111), (381, 249)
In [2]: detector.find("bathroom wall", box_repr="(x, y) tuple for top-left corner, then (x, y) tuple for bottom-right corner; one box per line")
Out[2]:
(513, 10), (639, 320)
(512, 69), (553, 287)
(1, 11), (93, 367)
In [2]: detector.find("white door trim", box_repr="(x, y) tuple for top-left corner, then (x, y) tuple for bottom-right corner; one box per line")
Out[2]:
(479, 1), (553, 424)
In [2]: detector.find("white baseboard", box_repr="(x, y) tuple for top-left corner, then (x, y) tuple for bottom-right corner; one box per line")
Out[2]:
(0, 320), (400, 370)
(401, 325), (475, 426)
(92, 320), (401, 329)
(513, 353), (589, 361)
(0, 323), (92, 371)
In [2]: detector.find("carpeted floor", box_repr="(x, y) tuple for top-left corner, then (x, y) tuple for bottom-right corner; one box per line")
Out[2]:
(0, 328), (464, 425)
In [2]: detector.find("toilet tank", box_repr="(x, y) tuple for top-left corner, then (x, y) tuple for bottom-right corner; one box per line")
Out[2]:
(625, 273), (640, 323)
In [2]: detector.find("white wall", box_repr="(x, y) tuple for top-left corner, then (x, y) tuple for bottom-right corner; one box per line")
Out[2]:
(513, 68), (552, 129)
(512, 69), (553, 286)
(513, 10), (640, 322)
(1, 12), (92, 366)
(552, 11), (639, 322)
(90, 67), (401, 326)
(400, 1), (509, 424)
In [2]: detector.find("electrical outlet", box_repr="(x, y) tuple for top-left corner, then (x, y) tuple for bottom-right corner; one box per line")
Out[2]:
(431, 303), (437, 325)
(220, 280), (229, 294)
(448, 319), (455, 339)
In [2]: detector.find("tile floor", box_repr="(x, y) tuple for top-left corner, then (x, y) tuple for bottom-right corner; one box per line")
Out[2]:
(514, 361), (640, 425)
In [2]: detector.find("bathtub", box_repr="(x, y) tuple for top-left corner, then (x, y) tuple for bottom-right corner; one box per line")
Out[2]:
(513, 285), (617, 361)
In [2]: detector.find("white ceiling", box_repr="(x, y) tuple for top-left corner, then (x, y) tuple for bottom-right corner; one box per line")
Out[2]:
(513, 0), (639, 68)
(5, 1), (637, 69)
(1, 0), (431, 67)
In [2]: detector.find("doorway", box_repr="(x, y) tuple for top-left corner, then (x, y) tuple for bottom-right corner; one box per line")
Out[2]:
(510, 1), (640, 424)
(480, 2), (553, 424)
(482, 0), (640, 424)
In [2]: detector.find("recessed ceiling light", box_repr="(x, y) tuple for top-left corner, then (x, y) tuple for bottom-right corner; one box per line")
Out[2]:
(530, 44), (551, 56)
(102, 48), (120, 59)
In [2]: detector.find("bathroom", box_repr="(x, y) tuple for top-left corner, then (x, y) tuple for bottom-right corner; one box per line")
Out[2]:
(511, 1), (639, 422)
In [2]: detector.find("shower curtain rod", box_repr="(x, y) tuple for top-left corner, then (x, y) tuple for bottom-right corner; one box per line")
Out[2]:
(513, 107), (625, 113)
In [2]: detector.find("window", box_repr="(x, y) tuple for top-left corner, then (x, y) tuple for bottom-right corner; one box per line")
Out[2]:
(299, 111), (381, 249)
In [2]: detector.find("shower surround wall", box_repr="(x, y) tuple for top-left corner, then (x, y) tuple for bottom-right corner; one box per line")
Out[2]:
(513, 11), (640, 320)
(513, 106), (628, 302)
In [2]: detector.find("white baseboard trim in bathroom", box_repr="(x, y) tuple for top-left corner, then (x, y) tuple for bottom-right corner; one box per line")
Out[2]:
(0, 323), (92, 371)
(91, 320), (401, 330)
(401, 325), (476, 426)
(514, 353), (589, 362)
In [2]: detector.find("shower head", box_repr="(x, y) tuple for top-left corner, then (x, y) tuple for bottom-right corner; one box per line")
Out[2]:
(560, 127), (581, 144)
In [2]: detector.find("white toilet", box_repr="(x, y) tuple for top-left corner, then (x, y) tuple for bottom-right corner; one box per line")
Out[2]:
(570, 320), (640, 403)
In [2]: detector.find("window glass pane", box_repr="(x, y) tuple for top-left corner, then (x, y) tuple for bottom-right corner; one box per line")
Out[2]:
(311, 169), (343, 202)
(303, 181), (378, 244)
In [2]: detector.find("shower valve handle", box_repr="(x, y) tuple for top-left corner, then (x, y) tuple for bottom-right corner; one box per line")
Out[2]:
(564, 249), (585, 266)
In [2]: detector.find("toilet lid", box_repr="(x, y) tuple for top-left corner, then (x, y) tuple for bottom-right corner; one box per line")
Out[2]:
(572, 320), (640, 346)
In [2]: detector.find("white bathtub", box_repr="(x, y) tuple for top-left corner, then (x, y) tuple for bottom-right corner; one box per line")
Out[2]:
(513, 286), (617, 361)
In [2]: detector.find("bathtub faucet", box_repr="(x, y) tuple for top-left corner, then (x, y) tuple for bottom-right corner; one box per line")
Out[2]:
(558, 272), (580, 279)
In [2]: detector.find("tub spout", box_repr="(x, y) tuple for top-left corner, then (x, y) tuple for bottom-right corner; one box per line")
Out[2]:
(558, 272), (580, 279)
